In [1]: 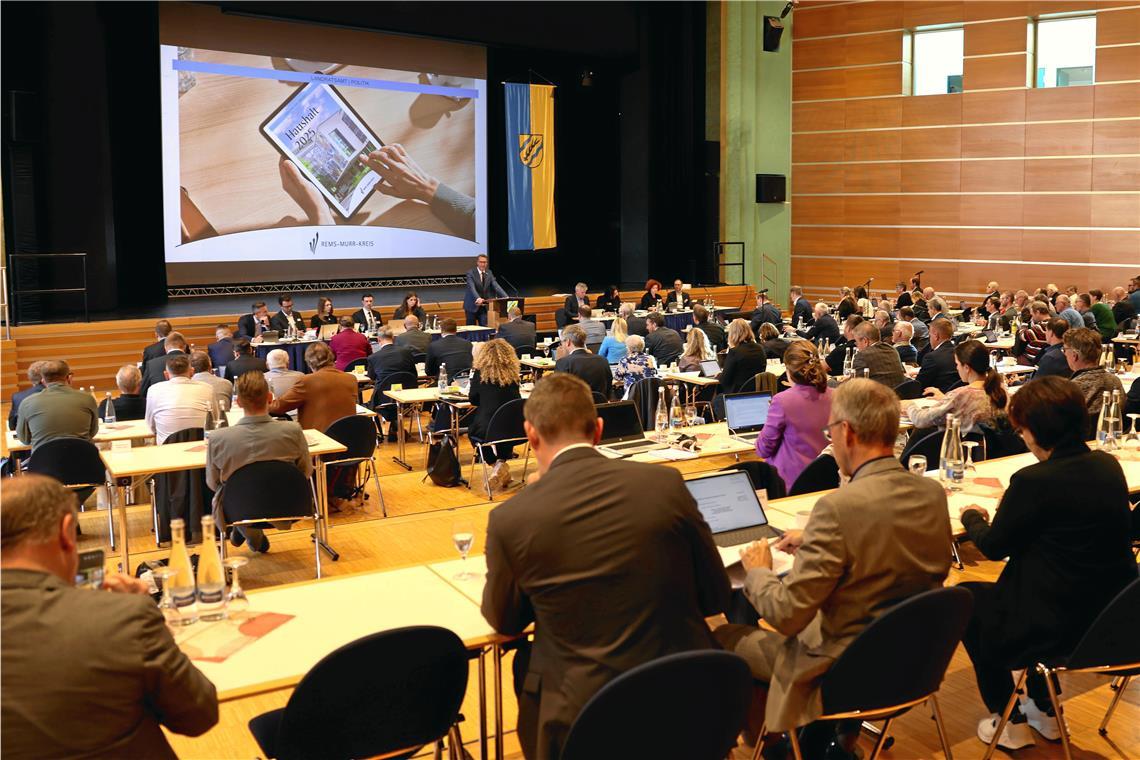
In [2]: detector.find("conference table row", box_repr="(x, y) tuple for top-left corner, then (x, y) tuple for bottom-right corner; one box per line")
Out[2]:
(177, 443), (1140, 760)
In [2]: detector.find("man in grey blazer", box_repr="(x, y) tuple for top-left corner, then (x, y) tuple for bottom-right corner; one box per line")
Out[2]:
(1, 475), (218, 758)
(394, 315), (432, 355)
(190, 350), (234, 412)
(263, 349), (305, 400)
(495, 307), (537, 354)
(716, 380), (951, 756)
(850, 321), (907, 389)
(482, 373), (731, 760)
(206, 372), (313, 552)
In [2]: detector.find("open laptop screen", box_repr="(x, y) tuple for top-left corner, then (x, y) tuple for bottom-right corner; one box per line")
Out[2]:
(684, 471), (770, 534)
(724, 392), (772, 433)
(700, 359), (721, 377)
(595, 401), (645, 444)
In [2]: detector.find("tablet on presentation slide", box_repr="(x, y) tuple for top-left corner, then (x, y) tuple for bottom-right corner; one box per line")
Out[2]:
(260, 82), (383, 219)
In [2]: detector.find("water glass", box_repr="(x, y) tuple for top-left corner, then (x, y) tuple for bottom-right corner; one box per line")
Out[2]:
(154, 567), (182, 629)
(223, 557), (250, 619)
(908, 454), (927, 476)
(452, 519), (476, 580)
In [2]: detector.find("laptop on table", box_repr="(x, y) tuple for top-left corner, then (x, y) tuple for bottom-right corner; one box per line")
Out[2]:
(700, 359), (721, 378)
(684, 470), (784, 546)
(594, 401), (669, 458)
(723, 391), (772, 443)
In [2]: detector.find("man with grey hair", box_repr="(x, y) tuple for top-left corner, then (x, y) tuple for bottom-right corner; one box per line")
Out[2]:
(621, 302), (648, 337)
(263, 349), (303, 400)
(851, 321), (907, 388)
(8, 361), (47, 431)
(578, 308), (607, 349)
(928, 297), (958, 330)
(872, 309), (892, 337)
(1055, 293), (1084, 330)
(715, 379), (950, 755)
(554, 324), (613, 399)
(496, 306), (537, 354)
(190, 351), (234, 413)
(892, 321), (918, 365)
(564, 282), (591, 322)
(15, 360), (99, 452)
(395, 314), (432, 355)
(100, 364), (146, 422)
(1, 475), (218, 756)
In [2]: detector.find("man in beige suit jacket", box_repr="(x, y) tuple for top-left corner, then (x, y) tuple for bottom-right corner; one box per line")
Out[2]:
(1, 475), (217, 759)
(718, 379), (952, 751)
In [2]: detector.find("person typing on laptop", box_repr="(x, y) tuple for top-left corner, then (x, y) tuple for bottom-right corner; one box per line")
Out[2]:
(714, 379), (951, 759)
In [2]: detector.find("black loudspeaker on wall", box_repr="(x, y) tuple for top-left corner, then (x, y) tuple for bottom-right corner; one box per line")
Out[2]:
(755, 174), (786, 204)
(762, 16), (784, 52)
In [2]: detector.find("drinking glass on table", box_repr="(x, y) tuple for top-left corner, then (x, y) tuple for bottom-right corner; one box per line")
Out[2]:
(223, 557), (250, 619)
(154, 567), (182, 629)
(962, 441), (979, 476)
(1124, 414), (1140, 450)
(908, 454), (927, 476)
(452, 518), (476, 580)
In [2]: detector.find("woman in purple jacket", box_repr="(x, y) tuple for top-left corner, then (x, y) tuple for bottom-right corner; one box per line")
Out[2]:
(756, 339), (834, 489)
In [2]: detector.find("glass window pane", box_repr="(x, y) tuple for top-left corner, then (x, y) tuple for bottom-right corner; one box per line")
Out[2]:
(914, 28), (964, 96)
(1036, 16), (1096, 88)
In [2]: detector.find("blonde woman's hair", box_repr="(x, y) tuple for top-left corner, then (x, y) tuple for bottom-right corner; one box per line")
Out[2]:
(682, 328), (708, 360)
(783, 339), (828, 393)
(726, 319), (756, 348)
(473, 338), (521, 386)
(758, 322), (779, 341)
(611, 317), (628, 342)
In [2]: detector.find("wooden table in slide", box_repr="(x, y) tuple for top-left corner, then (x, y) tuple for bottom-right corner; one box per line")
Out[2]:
(100, 430), (347, 573)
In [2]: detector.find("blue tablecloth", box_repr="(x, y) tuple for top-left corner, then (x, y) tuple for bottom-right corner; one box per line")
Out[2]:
(255, 340), (316, 373)
(431, 328), (495, 343)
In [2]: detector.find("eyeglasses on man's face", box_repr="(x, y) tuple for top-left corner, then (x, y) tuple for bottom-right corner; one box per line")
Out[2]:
(822, 419), (847, 442)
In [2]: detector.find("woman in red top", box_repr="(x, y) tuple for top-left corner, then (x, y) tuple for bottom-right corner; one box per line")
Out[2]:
(328, 315), (372, 371)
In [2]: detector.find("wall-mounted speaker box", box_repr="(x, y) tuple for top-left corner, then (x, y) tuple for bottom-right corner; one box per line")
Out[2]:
(763, 16), (784, 52)
(755, 174), (786, 203)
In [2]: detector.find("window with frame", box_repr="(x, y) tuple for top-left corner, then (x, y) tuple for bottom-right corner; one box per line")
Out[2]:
(1035, 15), (1096, 88)
(912, 27), (964, 96)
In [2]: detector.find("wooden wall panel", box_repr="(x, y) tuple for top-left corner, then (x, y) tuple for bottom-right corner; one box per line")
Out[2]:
(792, 1), (1139, 299)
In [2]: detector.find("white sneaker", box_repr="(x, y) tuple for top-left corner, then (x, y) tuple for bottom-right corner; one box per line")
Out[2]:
(977, 715), (1035, 750)
(1021, 697), (1063, 741)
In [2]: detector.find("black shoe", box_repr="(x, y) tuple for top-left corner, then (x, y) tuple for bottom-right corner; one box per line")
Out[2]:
(251, 533), (270, 553)
(228, 528), (246, 549)
(387, 430), (399, 442)
(761, 733), (791, 760)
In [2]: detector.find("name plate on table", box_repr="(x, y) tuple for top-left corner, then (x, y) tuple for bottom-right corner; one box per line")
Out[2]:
(111, 439), (132, 452)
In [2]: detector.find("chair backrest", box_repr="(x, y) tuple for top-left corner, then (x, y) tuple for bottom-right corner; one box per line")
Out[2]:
(821, 587), (973, 716)
(344, 357), (369, 374)
(738, 372), (779, 395)
(894, 378), (923, 400)
(25, 437), (105, 487)
(720, 460), (788, 500)
(222, 461), (315, 524)
(899, 428), (943, 471)
(1064, 578), (1140, 672)
(560, 651), (752, 760)
(324, 415), (378, 461)
(166, 426), (206, 444)
(554, 308), (571, 329)
(272, 626), (469, 760)
(586, 342), (603, 356)
(373, 371), (418, 409)
(788, 453), (840, 496)
(411, 352), (428, 366)
(483, 397), (527, 444)
(591, 391), (609, 405)
(628, 376), (670, 429)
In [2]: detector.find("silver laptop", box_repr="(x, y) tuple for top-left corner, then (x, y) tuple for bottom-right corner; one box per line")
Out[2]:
(723, 391), (772, 443)
(700, 359), (721, 377)
(685, 470), (783, 547)
(595, 401), (669, 457)
(259, 330), (280, 342)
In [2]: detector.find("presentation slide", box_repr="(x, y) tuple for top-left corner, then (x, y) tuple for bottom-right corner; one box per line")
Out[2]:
(158, 5), (487, 286)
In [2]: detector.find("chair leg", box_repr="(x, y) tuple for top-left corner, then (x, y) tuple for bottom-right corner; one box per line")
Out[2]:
(369, 458), (387, 517)
(149, 477), (159, 548)
(520, 442), (531, 485)
(434, 739), (443, 760)
(788, 728), (805, 760)
(982, 668), (1027, 760)
(480, 449), (492, 499)
(750, 724), (768, 760)
(1099, 675), (1131, 735)
(313, 513), (322, 580)
(1040, 664), (1071, 760)
(950, 539), (963, 570)
(867, 717), (895, 760)
(930, 694), (953, 760)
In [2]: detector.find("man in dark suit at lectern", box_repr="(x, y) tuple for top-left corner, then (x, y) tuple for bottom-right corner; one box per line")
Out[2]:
(463, 254), (508, 326)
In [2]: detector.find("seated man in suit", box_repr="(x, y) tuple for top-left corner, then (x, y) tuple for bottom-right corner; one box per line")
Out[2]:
(789, 286), (815, 329)
(206, 325), (234, 375)
(787, 302), (839, 346)
(351, 293), (383, 333)
(395, 315), (432, 355)
(1064, 327), (1124, 417)
(366, 328), (417, 441)
(482, 373), (730, 759)
(189, 351), (233, 413)
(716, 379), (951, 758)
(269, 342), (358, 434)
(263, 349), (304, 400)
(643, 313), (684, 365)
(1, 475), (218, 757)
(100, 365), (147, 422)
(665, 278), (692, 311)
(563, 282), (590, 322)
(915, 319), (961, 394)
(269, 294), (306, 335)
(694, 304), (726, 352)
(141, 320), (173, 365)
(144, 354), (214, 444)
(236, 301), (272, 340)
(620, 303), (647, 337)
(224, 337), (268, 383)
(892, 321), (919, 365)
(15, 360), (99, 453)
(577, 308), (607, 349)
(496, 306), (537, 354)
(328, 316), (373, 372)
(850, 321), (907, 388)
(899, 306), (929, 352)
(554, 325), (613, 400)
(749, 291), (783, 336)
(140, 332), (188, 397)
(1033, 318), (1070, 379)
(206, 372), (313, 553)
(426, 318), (474, 378)
(8, 362), (45, 431)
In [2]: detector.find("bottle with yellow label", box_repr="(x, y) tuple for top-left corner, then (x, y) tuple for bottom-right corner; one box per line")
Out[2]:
(167, 519), (198, 625)
(196, 516), (227, 620)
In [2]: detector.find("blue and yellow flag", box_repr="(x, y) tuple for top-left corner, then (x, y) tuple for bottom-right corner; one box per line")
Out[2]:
(504, 83), (556, 250)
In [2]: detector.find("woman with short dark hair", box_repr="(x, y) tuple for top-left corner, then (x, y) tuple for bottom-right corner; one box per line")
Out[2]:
(958, 376), (1137, 751)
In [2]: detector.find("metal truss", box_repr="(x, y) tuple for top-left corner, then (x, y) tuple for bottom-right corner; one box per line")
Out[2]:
(167, 276), (465, 299)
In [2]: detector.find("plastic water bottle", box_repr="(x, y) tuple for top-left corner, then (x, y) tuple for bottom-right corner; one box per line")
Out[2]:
(669, 391), (684, 429)
(939, 414), (964, 491)
(102, 392), (115, 424)
(438, 363), (448, 392)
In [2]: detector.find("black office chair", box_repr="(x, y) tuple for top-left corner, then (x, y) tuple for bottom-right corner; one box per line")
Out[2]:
(586, 342), (602, 356)
(720, 460), (787, 500)
(323, 415), (386, 517)
(248, 626), (469, 760)
(344, 358), (372, 403)
(24, 437), (112, 547)
(371, 371), (420, 439)
(554, 308), (571, 329)
(899, 428), (942, 472)
(983, 578), (1140, 760)
(218, 461), (323, 578)
(627, 376), (672, 430)
(893, 378), (923, 400)
(468, 398), (530, 498)
(561, 651), (752, 760)
(591, 391), (609, 405)
(771, 587), (973, 760)
(788, 454), (840, 496)
(151, 427), (212, 545)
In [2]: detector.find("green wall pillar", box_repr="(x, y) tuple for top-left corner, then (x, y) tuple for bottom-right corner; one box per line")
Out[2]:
(720, 0), (792, 303)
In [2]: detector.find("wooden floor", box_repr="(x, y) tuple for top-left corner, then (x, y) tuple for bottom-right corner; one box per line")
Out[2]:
(4, 403), (1138, 760)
